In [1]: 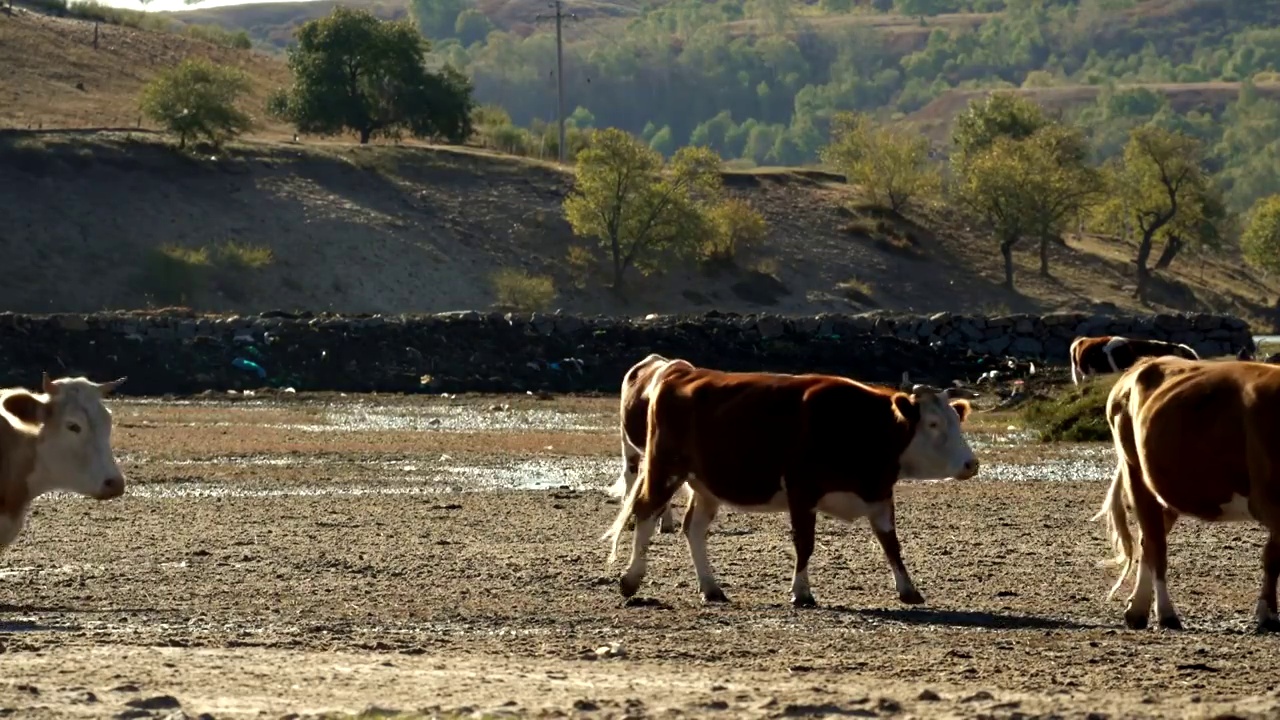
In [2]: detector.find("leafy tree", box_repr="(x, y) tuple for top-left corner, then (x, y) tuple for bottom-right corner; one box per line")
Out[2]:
(454, 8), (493, 46)
(409, 0), (468, 39)
(951, 92), (1051, 167)
(1241, 194), (1280, 274)
(564, 128), (722, 293)
(1018, 123), (1105, 277)
(1092, 125), (1215, 298)
(951, 124), (1100, 289)
(702, 198), (769, 265)
(267, 7), (475, 145)
(821, 111), (941, 214)
(894, 0), (946, 18)
(139, 57), (252, 149)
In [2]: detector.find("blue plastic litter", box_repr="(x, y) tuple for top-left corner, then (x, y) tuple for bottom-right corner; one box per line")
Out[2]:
(232, 357), (267, 379)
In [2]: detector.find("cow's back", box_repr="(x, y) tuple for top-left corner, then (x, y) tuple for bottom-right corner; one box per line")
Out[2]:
(650, 369), (905, 506)
(1131, 359), (1274, 511)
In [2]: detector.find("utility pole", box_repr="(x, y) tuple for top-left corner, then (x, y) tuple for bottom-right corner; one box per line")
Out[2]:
(535, 1), (576, 164)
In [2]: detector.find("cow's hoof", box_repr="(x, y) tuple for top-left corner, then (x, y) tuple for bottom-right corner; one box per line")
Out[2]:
(658, 521), (678, 534)
(620, 575), (641, 599)
(1254, 617), (1280, 634)
(1123, 611), (1149, 630)
(701, 588), (729, 604)
(1157, 615), (1184, 631)
(791, 593), (817, 609)
(899, 589), (926, 605)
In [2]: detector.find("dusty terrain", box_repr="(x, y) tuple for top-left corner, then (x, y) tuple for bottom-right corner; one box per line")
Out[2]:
(1, 391), (1279, 719)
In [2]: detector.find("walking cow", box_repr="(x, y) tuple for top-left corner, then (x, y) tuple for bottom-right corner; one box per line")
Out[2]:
(602, 364), (980, 608)
(1095, 355), (1280, 632)
(1069, 335), (1199, 385)
(609, 353), (695, 534)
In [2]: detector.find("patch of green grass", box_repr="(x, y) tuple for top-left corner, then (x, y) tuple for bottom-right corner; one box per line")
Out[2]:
(135, 241), (274, 306)
(491, 267), (557, 312)
(1018, 377), (1112, 443)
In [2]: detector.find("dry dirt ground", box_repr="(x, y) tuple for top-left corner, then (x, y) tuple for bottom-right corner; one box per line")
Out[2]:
(1, 392), (1279, 719)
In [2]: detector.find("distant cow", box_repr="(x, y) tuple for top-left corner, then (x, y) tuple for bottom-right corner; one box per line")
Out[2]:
(1, 374), (128, 551)
(609, 354), (695, 534)
(1094, 355), (1280, 632)
(1069, 335), (1198, 385)
(1236, 347), (1280, 363)
(602, 366), (980, 608)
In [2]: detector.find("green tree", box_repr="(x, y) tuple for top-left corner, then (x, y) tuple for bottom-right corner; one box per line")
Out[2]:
(1092, 125), (1215, 298)
(894, 0), (946, 18)
(410, 0), (468, 38)
(267, 7), (475, 145)
(1240, 194), (1280, 274)
(952, 126), (1098, 289)
(1019, 123), (1105, 277)
(454, 7), (493, 46)
(951, 92), (1051, 167)
(139, 57), (252, 149)
(564, 128), (722, 293)
(820, 111), (941, 214)
(701, 198), (769, 265)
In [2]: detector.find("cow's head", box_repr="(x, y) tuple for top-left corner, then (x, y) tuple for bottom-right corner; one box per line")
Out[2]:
(893, 384), (980, 481)
(1, 373), (128, 500)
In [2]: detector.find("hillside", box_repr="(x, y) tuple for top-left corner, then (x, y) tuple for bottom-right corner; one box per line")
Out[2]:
(906, 82), (1280, 145)
(3, 129), (1276, 326)
(3, 4), (1280, 326)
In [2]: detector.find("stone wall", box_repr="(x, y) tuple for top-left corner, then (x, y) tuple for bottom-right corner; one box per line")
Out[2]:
(0, 310), (1254, 396)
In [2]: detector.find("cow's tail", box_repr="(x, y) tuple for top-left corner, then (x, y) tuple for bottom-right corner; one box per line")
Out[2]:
(602, 465), (645, 566)
(1091, 460), (1136, 601)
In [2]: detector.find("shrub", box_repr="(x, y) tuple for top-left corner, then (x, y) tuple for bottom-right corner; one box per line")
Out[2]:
(491, 268), (557, 312)
(135, 241), (274, 306)
(137, 244), (211, 306)
(139, 58), (252, 149)
(1018, 378), (1112, 442)
(184, 23), (253, 49)
(701, 198), (768, 265)
(565, 245), (596, 290)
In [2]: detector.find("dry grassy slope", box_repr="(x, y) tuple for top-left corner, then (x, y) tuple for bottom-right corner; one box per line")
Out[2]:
(0, 10), (293, 133)
(2, 130), (1277, 325)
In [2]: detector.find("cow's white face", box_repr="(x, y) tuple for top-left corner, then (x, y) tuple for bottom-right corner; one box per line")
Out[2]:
(896, 386), (979, 481)
(2, 374), (128, 500)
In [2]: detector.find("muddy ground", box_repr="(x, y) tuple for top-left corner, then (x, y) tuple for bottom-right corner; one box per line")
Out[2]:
(0, 392), (1277, 720)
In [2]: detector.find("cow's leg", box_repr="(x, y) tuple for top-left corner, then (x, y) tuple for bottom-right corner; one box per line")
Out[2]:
(682, 489), (726, 603)
(1256, 532), (1280, 633)
(1123, 480), (1173, 629)
(1150, 508), (1182, 629)
(619, 477), (682, 599)
(868, 499), (925, 605)
(788, 503), (818, 608)
(618, 441), (676, 533)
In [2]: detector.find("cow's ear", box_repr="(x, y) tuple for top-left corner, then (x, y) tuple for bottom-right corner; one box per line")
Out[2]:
(891, 393), (918, 424)
(950, 399), (972, 423)
(2, 391), (49, 427)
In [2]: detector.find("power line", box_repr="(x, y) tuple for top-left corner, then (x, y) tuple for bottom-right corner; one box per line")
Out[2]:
(534, 0), (578, 164)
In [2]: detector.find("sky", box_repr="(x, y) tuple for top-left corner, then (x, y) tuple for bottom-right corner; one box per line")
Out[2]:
(92, 0), (317, 13)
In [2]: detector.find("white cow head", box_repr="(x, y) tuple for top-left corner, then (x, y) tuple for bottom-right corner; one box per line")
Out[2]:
(894, 383), (980, 481)
(1, 373), (128, 500)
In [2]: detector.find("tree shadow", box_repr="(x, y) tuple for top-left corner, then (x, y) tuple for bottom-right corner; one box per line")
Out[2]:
(833, 606), (1101, 631)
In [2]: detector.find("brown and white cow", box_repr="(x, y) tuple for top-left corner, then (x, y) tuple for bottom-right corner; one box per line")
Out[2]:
(1, 374), (128, 551)
(1069, 335), (1199, 385)
(601, 365), (980, 607)
(1094, 355), (1280, 632)
(609, 354), (695, 534)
